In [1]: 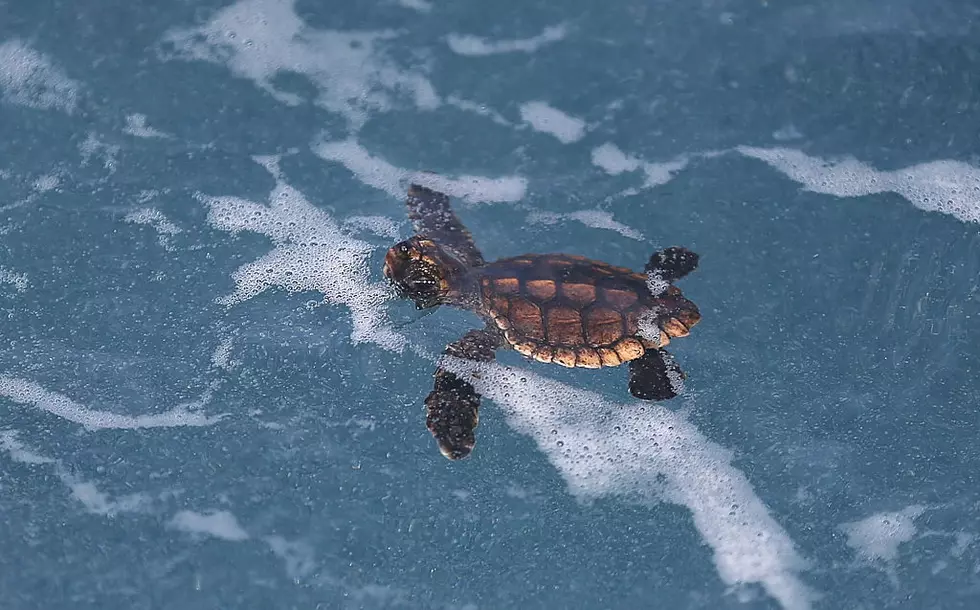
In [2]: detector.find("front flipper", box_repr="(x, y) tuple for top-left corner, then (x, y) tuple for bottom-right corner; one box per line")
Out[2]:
(646, 246), (699, 283)
(425, 328), (501, 459)
(628, 348), (686, 401)
(406, 183), (485, 268)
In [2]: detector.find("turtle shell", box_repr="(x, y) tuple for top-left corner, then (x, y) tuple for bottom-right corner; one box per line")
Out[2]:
(478, 254), (700, 368)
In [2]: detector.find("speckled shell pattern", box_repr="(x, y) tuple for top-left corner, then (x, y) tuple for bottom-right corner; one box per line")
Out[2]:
(478, 254), (699, 368)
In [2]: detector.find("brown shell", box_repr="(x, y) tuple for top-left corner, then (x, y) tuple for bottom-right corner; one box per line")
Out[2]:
(479, 253), (700, 368)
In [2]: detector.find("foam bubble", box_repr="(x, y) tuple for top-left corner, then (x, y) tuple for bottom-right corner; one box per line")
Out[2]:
(169, 509), (250, 541)
(393, 0), (433, 12)
(161, 0), (439, 130)
(0, 267), (29, 292)
(0, 376), (225, 430)
(841, 505), (926, 564)
(343, 215), (402, 240)
(738, 147), (980, 224)
(441, 358), (816, 610)
(839, 505), (927, 587)
(32, 173), (61, 193)
(527, 210), (644, 240)
(313, 138), (527, 203)
(591, 143), (690, 188)
(123, 113), (172, 139)
(519, 101), (586, 143)
(0, 39), (80, 113)
(265, 536), (317, 580)
(446, 95), (514, 127)
(200, 154), (406, 351)
(124, 207), (182, 251)
(0, 430), (56, 465)
(79, 133), (120, 174)
(1, 430), (151, 515)
(446, 24), (568, 56)
(211, 336), (237, 371)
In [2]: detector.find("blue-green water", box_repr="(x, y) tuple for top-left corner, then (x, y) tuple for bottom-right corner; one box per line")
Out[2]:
(2, 1), (980, 608)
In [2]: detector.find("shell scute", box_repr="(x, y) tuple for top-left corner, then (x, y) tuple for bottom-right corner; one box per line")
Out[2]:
(508, 298), (545, 340)
(546, 306), (585, 346)
(526, 279), (557, 302)
(585, 307), (623, 347)
(561, 282), (596, 308)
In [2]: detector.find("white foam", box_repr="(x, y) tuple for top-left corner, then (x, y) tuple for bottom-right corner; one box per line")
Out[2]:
(169, 509), (250, 541)
(161, 0), (439, 130)
(0, 430), (56, 464)
(393, 0), (433, 12)
(0, 39), (80, 112)
(519, 101), (586, 143)
(200, 153), (406, 351)
(313, 138), (527, 203)
(445, 95), (514, 127)
(442, 358), (815, 610)
(446, 24), (568, 56)
(0, 267), (29, 292)
(33, 173), (60, 193)
(211, 336), (237, 371)
(1, 430), (150, 515)
(123, 113), (172, 139)
(592, 143), (690, 188)
(0, 376), (225, 430)
(265, 536), (317, 580)
(738, 146), (980, 224)
(343, 215), (402, 240)
(124, 207), (182, 251)
(527, 210), (644, 240)
(79, 133), (120, 174)
(841, 505), (926, 564)
(68, 479), (149, 516)
(592, 142), (641, 174)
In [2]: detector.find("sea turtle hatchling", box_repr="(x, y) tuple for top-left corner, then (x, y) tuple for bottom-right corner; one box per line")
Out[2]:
(384, 184), (701, 460)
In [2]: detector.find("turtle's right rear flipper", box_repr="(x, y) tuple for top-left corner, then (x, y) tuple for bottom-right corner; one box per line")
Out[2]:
(646, 246), (699, 283)
(628, 348), (686, 401)
(425, 369), (480, 460)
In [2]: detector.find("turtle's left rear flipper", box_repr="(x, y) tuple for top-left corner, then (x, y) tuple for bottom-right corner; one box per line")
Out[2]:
(425, 328), (501, 460)
(628, 348), (686, 401)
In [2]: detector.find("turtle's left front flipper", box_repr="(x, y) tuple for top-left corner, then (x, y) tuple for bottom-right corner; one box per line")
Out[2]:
(405, 183), (484, 267)
(425, 328), (501, 460)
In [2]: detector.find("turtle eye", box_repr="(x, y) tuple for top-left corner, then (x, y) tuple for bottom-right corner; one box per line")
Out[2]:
(399, 243), (410, 256)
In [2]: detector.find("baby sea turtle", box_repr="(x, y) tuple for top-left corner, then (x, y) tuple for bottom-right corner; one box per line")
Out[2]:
(384, 184), (701, 459)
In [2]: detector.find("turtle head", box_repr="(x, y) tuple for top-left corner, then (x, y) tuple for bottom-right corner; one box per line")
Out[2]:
(384, 236), (467, 309)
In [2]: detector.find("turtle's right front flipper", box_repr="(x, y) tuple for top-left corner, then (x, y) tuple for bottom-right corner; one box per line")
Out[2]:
(425, 328), (501, 460)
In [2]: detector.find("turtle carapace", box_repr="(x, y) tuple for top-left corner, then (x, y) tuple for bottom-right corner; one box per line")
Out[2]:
(384, 184), (701, 460)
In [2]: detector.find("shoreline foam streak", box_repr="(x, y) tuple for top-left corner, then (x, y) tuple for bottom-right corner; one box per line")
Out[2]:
(0, 377), (224, 430)
(200, 154), (406, 351)
(443, 356), (816, 610)
(738, 146), (980, 224)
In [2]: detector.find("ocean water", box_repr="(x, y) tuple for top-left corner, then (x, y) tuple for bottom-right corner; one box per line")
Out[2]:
(1, 1), (980, 608)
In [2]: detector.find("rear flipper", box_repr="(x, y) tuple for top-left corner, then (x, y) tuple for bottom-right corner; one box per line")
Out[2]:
(424, 328), (501, 459)
(646, 246), (699, 283)
(628, 349), (686, 401)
